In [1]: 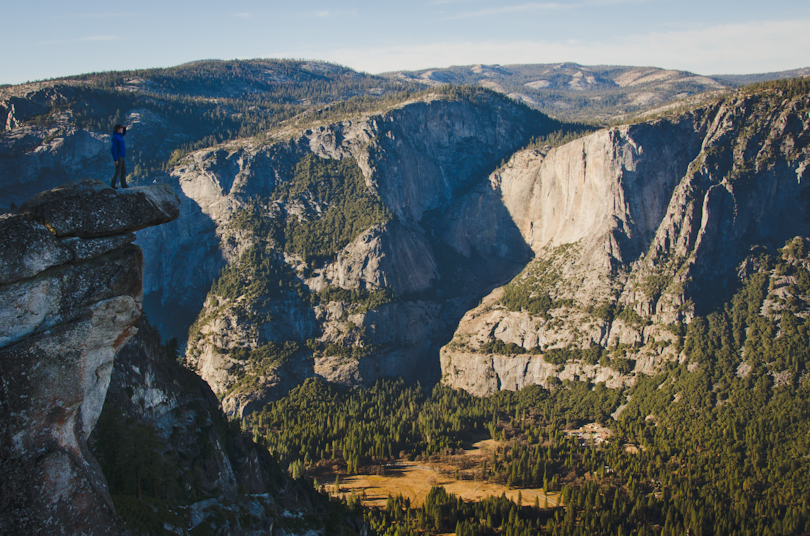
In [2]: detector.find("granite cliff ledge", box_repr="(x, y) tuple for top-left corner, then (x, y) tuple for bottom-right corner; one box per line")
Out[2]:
(0, 178), (180, 535)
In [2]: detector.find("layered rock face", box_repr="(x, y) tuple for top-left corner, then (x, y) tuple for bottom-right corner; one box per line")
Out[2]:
(441, 89), (810, 395)
(0, 179), (179, 535)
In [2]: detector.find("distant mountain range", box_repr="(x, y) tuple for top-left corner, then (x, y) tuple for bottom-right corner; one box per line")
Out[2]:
(381, 63), (810, 122)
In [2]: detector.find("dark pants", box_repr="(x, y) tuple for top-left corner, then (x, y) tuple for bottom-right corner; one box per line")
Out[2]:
(111, 158), (127, 188)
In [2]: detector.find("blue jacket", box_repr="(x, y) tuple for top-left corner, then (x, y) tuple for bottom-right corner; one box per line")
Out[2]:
(110, 129), (126, 160)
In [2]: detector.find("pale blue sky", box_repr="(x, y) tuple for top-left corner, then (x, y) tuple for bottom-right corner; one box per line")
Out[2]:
(2, 0), (809, 85)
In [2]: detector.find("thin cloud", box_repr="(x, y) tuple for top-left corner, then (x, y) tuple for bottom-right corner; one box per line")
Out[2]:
(429, 0), (485, 4)
(82, 35), (119, 41)
(316, 11), (331, 17)
(586, 0), (648, 5)
(446, 0), (647, 19)
(447, 2), (566, 19)
(50, 13), (138, 20)
(40, 35), (120, 45)
(234, 12), (253, 18)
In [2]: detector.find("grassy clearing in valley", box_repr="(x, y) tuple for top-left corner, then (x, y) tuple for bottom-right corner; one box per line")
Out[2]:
(315, 438), (561, 510)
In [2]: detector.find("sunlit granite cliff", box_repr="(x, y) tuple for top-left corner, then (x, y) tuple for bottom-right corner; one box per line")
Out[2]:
(441, 87), (810, 395)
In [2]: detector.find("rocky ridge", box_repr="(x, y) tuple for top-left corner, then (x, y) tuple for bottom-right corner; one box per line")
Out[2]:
(0, 179), (180, 535)
(0, 59), (418, 214)
(137, 89), (548, 417)
(441, 84), (810, 395)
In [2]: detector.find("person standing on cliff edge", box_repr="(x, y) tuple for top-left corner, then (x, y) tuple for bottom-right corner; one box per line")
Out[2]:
(110, 124), (128, 189)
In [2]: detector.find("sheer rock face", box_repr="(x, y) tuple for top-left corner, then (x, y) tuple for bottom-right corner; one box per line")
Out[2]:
(0, 180), (180, 535)
(441, 90), (810, 396)
(366, 96), (535, 223)
(137, 92), (541, 332)
(97, 319), (284, 499)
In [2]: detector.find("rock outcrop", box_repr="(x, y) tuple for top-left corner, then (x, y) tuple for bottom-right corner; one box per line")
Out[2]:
(0, 179), (180, 535)
(138, 91), (544, 337)
(325, 220), (439, 295)
(441, 87), (810, 395)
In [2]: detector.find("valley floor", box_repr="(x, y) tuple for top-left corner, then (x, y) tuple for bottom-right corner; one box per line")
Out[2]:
(316, 438), (561, 510)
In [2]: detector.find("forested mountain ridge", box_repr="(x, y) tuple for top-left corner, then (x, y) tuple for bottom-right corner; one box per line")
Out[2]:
(3, 59), (801, 212)
(0, 59), (420, 212)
